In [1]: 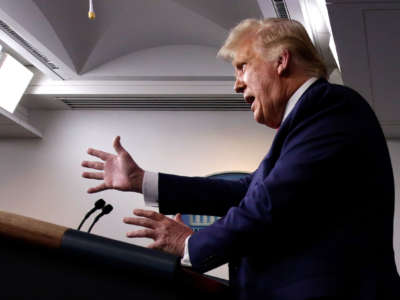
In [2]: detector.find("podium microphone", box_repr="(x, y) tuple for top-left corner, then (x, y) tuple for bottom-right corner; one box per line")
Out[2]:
(77, 199), (105, 230)
(88, 204), (113, 233)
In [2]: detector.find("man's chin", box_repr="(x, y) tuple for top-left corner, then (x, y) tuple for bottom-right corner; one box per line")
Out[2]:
(253, 112), (265, 125)
(265, 120), (280, 129)
(254, 114), (279, 129)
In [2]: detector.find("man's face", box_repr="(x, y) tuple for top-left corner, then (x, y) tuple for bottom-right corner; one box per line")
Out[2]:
(233, 41), (287, 128)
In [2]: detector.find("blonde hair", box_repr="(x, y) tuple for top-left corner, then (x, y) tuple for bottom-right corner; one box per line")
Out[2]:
(218, 18), (327, 79)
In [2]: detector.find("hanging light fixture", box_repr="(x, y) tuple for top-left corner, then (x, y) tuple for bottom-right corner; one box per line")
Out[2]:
(88, 0), (96, 20)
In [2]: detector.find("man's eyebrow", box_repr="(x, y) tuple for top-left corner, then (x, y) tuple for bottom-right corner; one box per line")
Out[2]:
(233, 60), (245, 68)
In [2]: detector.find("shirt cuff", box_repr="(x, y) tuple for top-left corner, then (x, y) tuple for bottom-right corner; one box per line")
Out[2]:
(180, 235), (192, 267)
(142, 171), (159, 207)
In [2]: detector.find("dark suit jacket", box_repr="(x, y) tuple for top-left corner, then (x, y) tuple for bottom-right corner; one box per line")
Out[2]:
(158, 79), (400, 300)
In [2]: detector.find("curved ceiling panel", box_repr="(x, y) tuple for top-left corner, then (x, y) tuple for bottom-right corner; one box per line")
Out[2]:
(31, 0), (262, 74)
(82, 45), (235, 79)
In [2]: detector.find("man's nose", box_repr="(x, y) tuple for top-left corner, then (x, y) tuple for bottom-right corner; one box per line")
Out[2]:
(234, 78), (245, 93)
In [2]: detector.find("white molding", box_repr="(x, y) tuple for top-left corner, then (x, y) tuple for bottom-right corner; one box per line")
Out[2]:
(0, 106), (42, 138)
(26, 80), (237, 96)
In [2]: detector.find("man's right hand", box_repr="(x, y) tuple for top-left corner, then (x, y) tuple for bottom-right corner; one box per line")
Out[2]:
(81, 136), (144, 194)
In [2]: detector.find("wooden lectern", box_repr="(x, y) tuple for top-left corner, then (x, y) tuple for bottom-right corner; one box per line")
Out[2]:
(0, 211), (229, 299)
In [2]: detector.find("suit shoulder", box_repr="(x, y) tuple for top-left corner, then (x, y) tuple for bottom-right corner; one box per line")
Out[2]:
(291, 80), (381, 134)
(320, 81), (368, 105)
(303, 80), (373, 116)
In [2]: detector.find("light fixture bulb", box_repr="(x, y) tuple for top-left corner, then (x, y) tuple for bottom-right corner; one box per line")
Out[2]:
(88, 0), (95, 20)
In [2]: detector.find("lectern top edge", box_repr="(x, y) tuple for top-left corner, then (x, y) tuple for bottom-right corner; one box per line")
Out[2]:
(0, 210), (67, 248)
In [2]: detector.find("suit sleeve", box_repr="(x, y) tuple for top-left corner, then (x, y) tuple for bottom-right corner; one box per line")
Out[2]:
(158, 173), (253, 216)
(187, 96), (367, 272)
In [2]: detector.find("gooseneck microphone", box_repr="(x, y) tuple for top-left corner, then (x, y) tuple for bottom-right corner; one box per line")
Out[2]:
(77, 199), (105, 230)
(88, 204), (113, 233)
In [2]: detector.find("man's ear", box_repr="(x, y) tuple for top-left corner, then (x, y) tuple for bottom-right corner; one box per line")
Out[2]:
(277, 49), (290, 76)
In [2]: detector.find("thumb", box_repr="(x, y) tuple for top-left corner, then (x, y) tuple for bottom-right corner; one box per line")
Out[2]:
(174, 213), (184, 224)
(113, 136), (126, 154)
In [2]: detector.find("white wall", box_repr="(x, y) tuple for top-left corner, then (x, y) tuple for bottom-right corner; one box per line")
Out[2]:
(0, 110), (399, 279)
(0, 110), (274, 279)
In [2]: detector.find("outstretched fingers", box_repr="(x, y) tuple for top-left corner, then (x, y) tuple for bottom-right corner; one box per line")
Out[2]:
(113, 136), (127, 155)
(124, 209), (164, 242)
(126, 228), (156, 239)
(81, 161), (104, 170)
(133, 208), (164, 221)
(87, 148), (112, 161)
(123, 216), (156, 229)
(82, 171), (104, 180)
(87, 182), (109, 193)
(123, 209), (191, 256)
(174, 213), (184, 224)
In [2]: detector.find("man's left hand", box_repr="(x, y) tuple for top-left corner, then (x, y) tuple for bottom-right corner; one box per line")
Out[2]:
(123, 209), (193, 257)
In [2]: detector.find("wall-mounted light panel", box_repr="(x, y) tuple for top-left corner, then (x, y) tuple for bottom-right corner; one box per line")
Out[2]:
(0, 51), (33, 113)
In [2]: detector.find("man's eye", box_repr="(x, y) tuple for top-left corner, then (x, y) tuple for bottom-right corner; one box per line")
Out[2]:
(235, 63), (247, 76)
(236, 63), (246, 72)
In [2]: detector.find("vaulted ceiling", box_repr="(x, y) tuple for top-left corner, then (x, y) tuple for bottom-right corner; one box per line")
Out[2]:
(31, 0), (261, 73)
(1, 0), (399, 138)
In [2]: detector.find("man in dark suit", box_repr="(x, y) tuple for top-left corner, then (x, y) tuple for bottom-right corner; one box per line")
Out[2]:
(82, 18), (400, 299)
